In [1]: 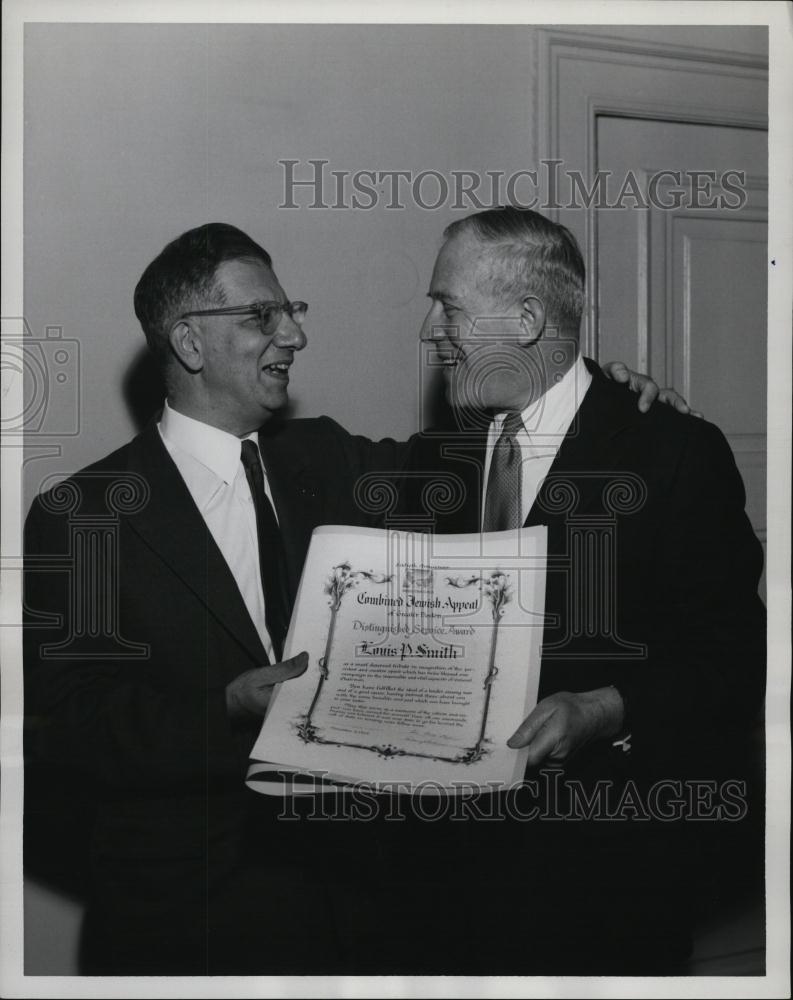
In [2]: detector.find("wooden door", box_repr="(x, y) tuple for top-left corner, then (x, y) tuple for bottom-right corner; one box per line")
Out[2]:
(536, 28), (768, 584)
(597, 117), (767, 570)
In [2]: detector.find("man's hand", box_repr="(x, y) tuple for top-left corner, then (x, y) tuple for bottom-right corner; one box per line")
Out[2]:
(602, 361), (703, 417)
(507, 687), (624, 768)
(226, 651), (309, 722)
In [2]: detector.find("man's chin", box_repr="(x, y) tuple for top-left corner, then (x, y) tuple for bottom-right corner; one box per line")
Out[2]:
(445, 377), (482, 413)
(258, 390), (290, 423)
(444, 370), (464, 409)
(444, 370), (520, 413)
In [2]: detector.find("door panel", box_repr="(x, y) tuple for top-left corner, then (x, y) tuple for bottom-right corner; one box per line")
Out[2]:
(596, 116), (767, 563)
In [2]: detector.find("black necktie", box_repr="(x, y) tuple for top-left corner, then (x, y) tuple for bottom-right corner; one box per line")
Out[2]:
(240, 439), (289, 661)
(482, 412), (525, 531)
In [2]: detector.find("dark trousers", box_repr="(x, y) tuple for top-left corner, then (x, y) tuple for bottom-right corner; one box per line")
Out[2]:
(293, 792), (695, 976)
(80, 794), (345, 975)
(79, 790), (695, 976)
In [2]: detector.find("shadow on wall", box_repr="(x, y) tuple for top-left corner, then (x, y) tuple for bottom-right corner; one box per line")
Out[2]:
(122, 349), (165, 431)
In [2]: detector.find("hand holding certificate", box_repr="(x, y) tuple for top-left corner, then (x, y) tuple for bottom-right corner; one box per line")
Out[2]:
(247, 525), (547, 794)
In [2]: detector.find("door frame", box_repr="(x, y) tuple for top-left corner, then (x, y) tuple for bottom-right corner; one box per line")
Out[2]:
(535, 27), (768, 358)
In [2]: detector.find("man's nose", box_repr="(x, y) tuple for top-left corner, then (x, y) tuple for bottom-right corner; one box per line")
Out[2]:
(274, 312), (307, 350)
(420, 303), (445, 343)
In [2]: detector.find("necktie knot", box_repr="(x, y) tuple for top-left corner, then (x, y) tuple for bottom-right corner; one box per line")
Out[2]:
(240, 438), (261, 473)
(501, 411), (524, 441)
(496, 412), (524, 469)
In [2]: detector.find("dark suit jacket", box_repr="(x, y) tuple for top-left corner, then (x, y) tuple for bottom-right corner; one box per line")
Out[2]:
(23, 414), (406, 973)
(374, 362), (767, 974)
(402, 362), (766, 782)
(23, 377), (766, 974)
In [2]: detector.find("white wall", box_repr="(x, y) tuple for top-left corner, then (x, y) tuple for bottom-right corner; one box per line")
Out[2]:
(22, 21), (768, 510)
(23, 22), (547, 509)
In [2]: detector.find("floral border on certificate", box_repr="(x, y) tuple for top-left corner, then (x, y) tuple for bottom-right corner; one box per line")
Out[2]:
(295, 563), (511, 765)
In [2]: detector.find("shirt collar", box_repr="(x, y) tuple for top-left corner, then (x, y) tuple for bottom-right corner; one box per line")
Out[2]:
(160, 400), (255, 485)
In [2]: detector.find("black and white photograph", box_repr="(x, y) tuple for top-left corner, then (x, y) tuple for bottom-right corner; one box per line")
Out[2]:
(1, 1), (790, 996)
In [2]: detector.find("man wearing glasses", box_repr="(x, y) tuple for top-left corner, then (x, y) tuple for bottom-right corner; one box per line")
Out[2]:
(24, 223), (412, 974)
(23, 221), (685, 975)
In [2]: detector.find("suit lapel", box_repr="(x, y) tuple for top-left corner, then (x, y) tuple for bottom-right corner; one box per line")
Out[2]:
(429, 369), (640, 532)
(124, 424), (269, 667)
(438, 435), (488, 533)
(526, 366), (640, 527)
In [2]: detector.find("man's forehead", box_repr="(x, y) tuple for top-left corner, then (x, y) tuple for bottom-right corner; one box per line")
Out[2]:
(430, 232), (489, 296)
(215, 257), (284, 301)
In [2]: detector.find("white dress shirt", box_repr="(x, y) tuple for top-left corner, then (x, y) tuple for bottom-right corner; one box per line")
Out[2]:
(158, 401), (277, 662)
(481, 354), (592, 528)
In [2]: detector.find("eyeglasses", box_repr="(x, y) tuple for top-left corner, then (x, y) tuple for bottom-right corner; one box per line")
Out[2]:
(179, 300), (308, 337)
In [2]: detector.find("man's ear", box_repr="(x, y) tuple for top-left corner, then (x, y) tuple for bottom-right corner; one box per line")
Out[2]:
(518, 295), (545, 346)
(168, 320), (204, 373)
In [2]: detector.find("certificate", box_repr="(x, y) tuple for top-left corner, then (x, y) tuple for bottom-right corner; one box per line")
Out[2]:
(248, 525), (547, 793)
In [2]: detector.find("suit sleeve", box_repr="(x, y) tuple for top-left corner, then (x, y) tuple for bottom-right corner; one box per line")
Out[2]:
(315, 415), (416, 527)
(623, 420), (766, 766)
(24, 496), (241, 794)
